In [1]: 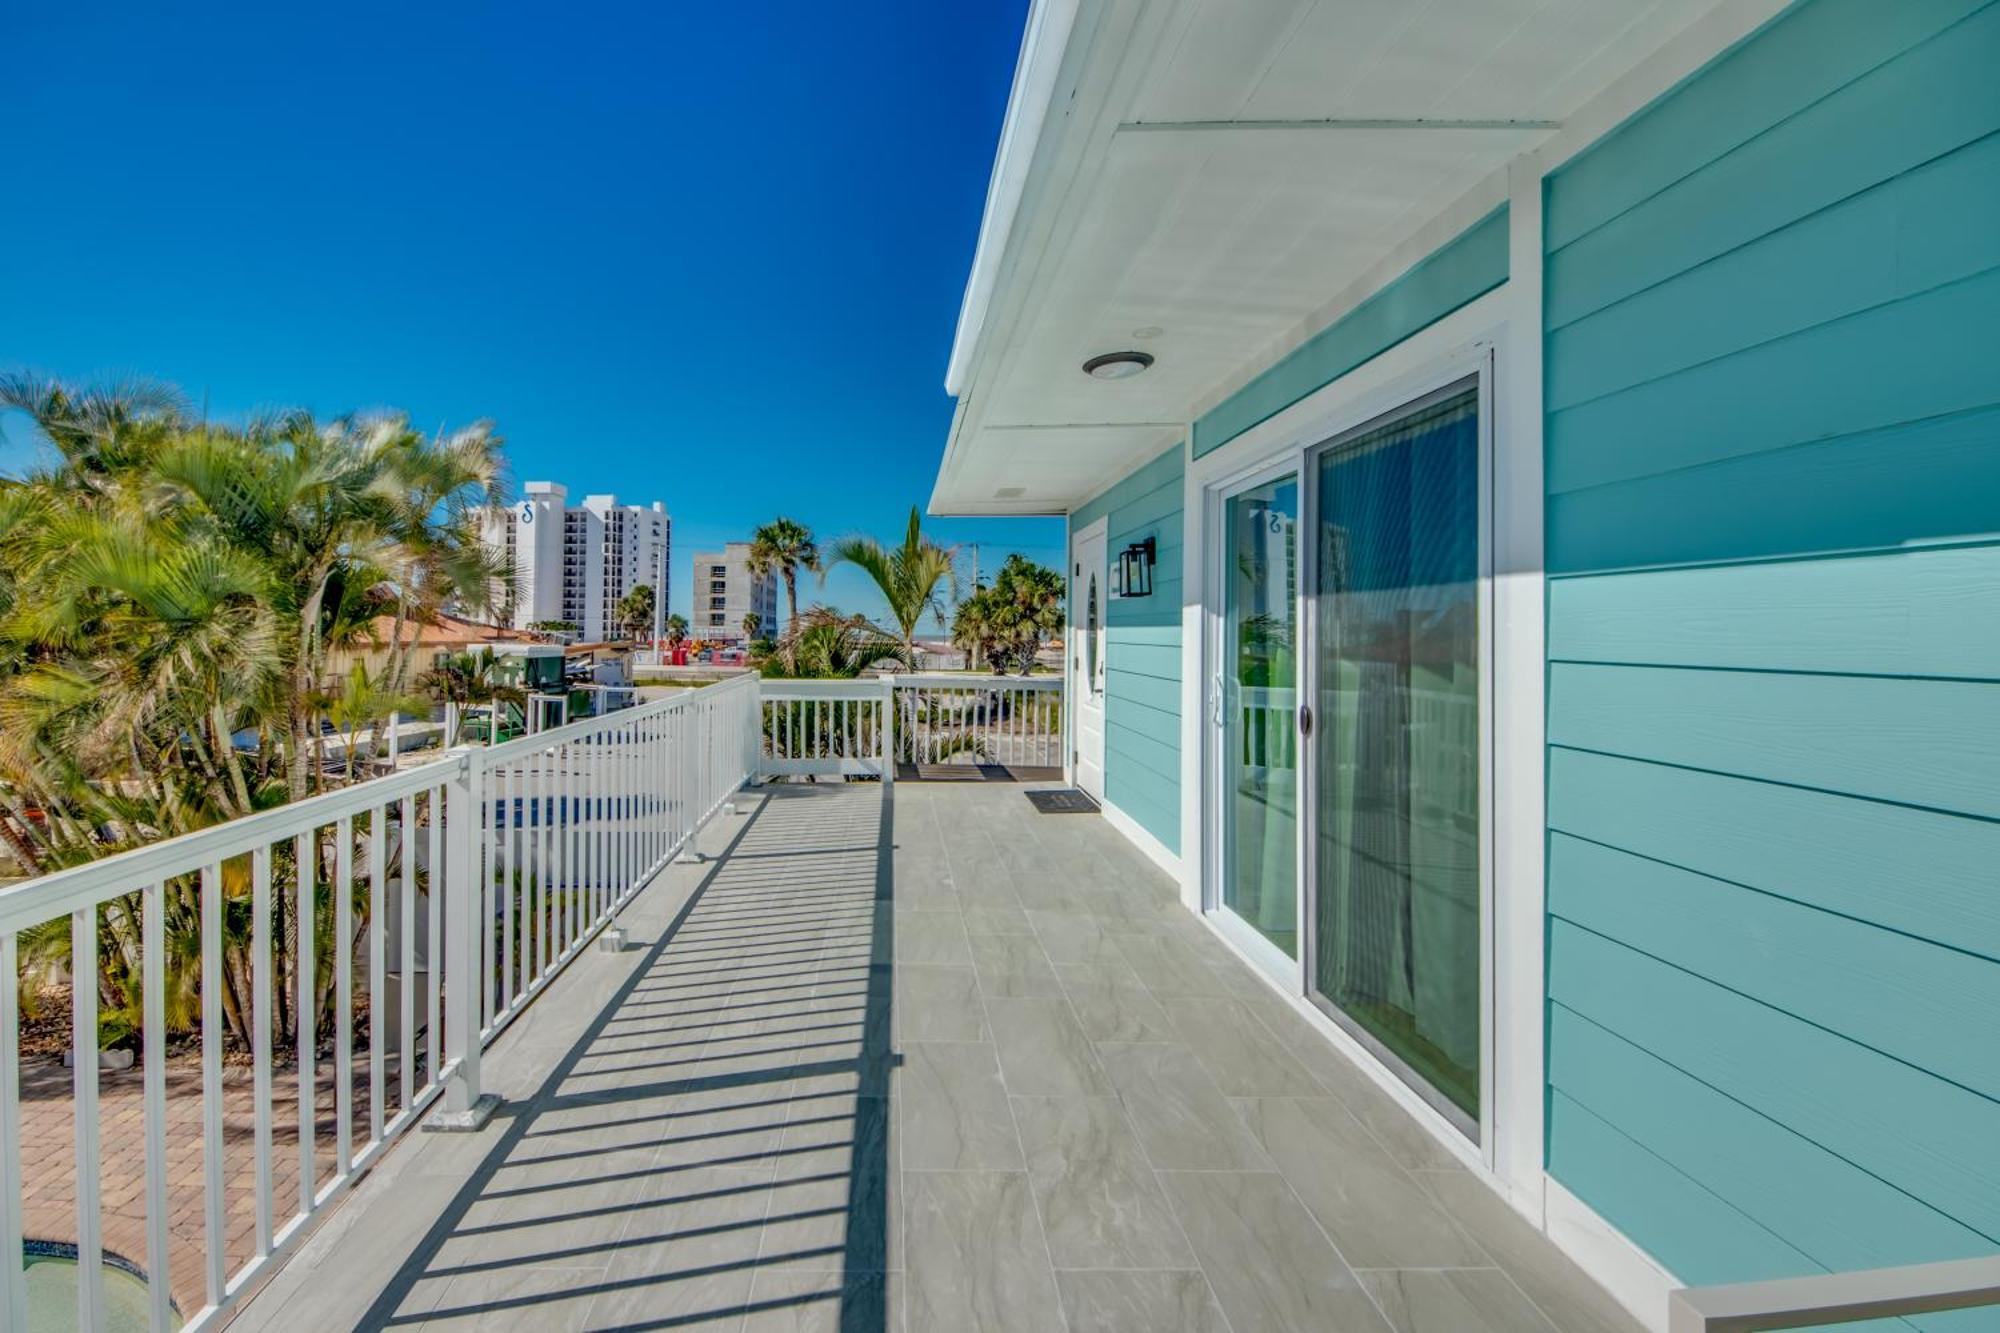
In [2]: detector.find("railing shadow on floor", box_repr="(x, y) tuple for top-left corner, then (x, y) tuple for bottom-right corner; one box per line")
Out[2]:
(344, 782), (899, 1332)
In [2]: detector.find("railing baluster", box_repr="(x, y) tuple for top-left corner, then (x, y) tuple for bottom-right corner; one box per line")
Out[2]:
(200, 862), (224, 1308)
(368, 807), (385, 1144)
(142, 881), (171, 1333)
(252, 842), (273, 1257)
(335, 815), (353, 1177)
(399, 795), (416, 1113)
(296, 828), (315, 1214)
(73, 903), (104, 1330)
(0, 931), (23, 1333)
(536, 749), (551, 975)
(428, 788), (442, 1091)
(501, 762), (516, 1011)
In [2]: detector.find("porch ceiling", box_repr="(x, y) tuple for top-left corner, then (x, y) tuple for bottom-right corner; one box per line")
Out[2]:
(929, 0), (1730, 516)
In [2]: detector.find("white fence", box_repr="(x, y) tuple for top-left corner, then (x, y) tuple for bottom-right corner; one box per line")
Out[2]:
(757, 674), (1063, 775)
(0, 673), (759, 1333)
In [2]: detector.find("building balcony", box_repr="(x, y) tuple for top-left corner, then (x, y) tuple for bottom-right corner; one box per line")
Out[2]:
(15, 677), (1945, 1331)
(214, 774), (1641, 1333)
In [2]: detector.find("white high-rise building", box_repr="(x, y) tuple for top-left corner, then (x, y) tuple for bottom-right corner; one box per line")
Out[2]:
(484, 482), (670, 642)
(691, 542), (778, 642)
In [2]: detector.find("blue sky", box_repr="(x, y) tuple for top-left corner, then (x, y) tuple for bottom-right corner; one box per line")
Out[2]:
(0, 1), (1056, 628)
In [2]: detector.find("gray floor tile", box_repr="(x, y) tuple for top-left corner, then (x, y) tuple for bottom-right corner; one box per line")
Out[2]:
(760, 1096), (899, 1274)
(1010, 1096), (1190, 1270)
(893, 910), (973, 967)
(1158, 998), (1322, 1096)
(585, 1165), (774, 1330)
(1059, 974), (1177, 1043)
(1053, 1270), (1230, 1333)
(1357, 1268), (1558, 1333)
(1024, 910), (1130, 965)
(1159, 1170), (1390, 1333)
(903, 1171), (1064, 1332)
(900, 1043), (1023, 1170)
(1415, 1171), (1644, 1333)
(961, 903), (1034, 936)
(968, 931), (1064, 997)
(742, 1270), (903, 1333)
(1112, 935), (1238, 997)
(895, 964), (988, 1042)
(423, 1264), (608, 1331)
(1232, 1097), (1485, 1269)
(986, 996), (1113, 1096)
(1094, 1043), (1270, 1170)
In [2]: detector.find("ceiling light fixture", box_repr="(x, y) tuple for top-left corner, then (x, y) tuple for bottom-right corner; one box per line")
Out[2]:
(1082, 351), (1154, 380)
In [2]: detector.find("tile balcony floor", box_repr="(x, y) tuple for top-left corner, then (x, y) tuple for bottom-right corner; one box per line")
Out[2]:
(228, 781), (1643, 1333)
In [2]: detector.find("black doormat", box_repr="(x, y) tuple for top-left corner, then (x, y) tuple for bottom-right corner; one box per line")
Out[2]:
(1026, 788), (1101, 814)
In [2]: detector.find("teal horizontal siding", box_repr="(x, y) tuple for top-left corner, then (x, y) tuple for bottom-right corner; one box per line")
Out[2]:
(1547, 1091), (1820, 1287)
(1545, 1), (2000, 328)
(1544, 0), (2000, 1288)
(1072, 443), (1184, 852)
(1191, 207), (1507, 458)
(1549, 834), (2000, 1102)
(1549, 747), (1999, 969)
(1551, 1009), (1997, 1276)
(1547, 405), (2000, 574)
(1548, 544), (2000, 678)
(1549, 921), (2000, 1241)
(1543, 0), (1989, 251)
(1549, 662), (2000, 818)
(1549, 128), (2000, 413)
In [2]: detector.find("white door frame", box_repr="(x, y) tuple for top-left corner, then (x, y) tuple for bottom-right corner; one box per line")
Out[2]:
(1200, 455), (1307, 987)
(1069, 516), (1109, 799)
(1180, 283), (1541, 1199)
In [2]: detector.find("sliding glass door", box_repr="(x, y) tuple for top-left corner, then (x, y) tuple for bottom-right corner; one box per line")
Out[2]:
(1308, 381), (1482, 1131)
(1218, 473), (1299, 961)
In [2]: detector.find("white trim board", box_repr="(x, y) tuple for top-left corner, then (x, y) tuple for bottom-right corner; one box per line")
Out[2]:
(1546, 1176), (1682, 1332)
(1097, 797), (1184, 883)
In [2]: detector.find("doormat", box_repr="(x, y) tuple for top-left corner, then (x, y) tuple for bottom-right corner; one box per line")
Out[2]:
(1026, 788), (1101, 814)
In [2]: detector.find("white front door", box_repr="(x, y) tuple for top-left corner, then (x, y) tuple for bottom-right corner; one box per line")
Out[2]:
(1071, 520), (1108, 800)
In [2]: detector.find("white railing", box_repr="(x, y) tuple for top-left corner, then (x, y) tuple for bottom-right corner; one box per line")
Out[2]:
(1668, 1254), (2000, 1330)
(0, 673), (759, 1333)
(756, 674), (1062, 775)
(891, 674), (1062, 769)
(759, 680), (892, 779)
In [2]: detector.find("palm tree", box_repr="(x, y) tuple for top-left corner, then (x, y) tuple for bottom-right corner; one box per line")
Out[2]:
(826, 507), (958, 662)
(741, 611), (762, 641)
(663, 613), (689, 647)
(758, 609), (911, 679)
(326, 663), (429, 779)
(615, 583), (655, 641)
(747, 517), (819, 631)
(949, 554), (1065, 674)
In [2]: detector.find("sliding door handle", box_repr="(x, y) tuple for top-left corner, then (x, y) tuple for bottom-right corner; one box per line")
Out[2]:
(1298, 704), (1313, 738)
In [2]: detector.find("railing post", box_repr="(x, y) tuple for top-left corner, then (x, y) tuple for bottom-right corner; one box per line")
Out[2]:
(881, 676), (896, 788)
(426, 748), (499, 1132)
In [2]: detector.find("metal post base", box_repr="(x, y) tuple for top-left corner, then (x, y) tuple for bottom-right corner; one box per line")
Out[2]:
(599, 926), (629, 952)
(422, 1093), (501, 1133)
(673, 849), (705, 865)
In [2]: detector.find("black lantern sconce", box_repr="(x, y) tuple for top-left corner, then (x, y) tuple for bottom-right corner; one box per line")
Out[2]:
(1117, 536), (1156, 598)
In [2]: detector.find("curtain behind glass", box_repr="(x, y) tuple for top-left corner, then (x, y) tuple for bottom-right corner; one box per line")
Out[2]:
(1312, 386), (1479, 1119)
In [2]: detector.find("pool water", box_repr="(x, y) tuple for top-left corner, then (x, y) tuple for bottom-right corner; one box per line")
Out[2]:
(24, 1253), (180, 1331)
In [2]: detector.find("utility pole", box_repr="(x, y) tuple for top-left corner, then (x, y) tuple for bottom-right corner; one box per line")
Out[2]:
(969, 544), (980, 592)
(651, 524), (666, 660)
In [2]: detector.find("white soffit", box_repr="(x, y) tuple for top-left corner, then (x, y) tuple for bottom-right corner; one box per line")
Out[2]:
(931, 0), (1732, 516)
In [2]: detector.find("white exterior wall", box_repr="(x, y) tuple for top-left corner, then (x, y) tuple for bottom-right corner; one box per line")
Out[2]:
(691, 543), (777, 643)
(485, 483), (670, 638)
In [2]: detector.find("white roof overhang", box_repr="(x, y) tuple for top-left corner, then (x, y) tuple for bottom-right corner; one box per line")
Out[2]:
(931, 0), (1753, 516)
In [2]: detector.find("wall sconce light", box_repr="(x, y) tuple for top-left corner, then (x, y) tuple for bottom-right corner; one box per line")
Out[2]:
(1118, 537), (1156, 598)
